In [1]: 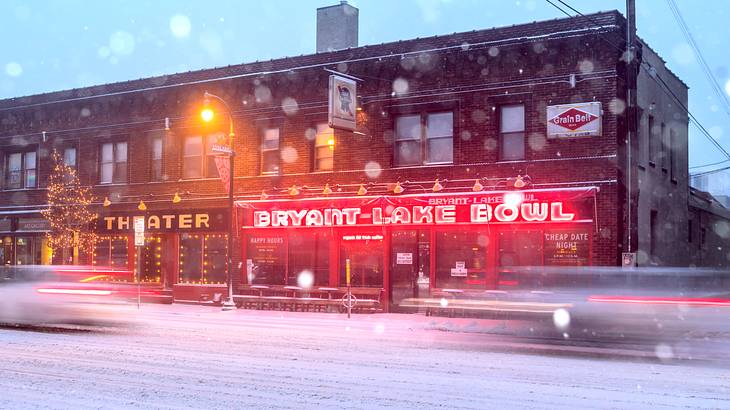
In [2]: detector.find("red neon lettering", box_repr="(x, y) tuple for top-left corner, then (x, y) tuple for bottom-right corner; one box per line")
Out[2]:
(272, 211), (288, 227)
(470, 204), (491, 223)
(412, 206), (434, 224)
(435, 205), (456, 223)
(391, 207), (411, 224)
(324, 209), (344, 225)
(253, 211), (270, 227)
(342, 208), (361, 225)
(305, 210), (324, 226)
(494, 204), (519, 222)
(521, 203), (548, 222)
(287, 210), (307, 226)
(550, 202), (574, 221)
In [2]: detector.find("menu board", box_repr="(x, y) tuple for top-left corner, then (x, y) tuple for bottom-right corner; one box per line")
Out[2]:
(246, 235), (286, 283)
(543, 230), (589, 266)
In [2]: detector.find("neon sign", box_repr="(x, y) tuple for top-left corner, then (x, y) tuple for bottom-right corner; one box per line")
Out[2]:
(252, 201), (574, 227)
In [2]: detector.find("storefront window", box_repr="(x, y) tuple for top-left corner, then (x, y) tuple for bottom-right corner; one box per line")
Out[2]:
(340, 233), (384, 287)
(179, 233), (228, 284)
(287, 231), (330, 287)
(140, 236), (162, 283)
(498, 230), (542, 288)
(246, 234), (286, 285)
(93, 236), (130, 279)
(435, 231), (487, 289)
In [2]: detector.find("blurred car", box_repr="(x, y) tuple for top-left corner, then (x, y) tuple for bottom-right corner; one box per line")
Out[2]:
(0, 265), (134, 326)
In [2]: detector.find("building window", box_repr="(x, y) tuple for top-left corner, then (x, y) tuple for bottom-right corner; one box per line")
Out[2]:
(500, 104), (525, 161)
(661, 122), (667, 170)
(435, 231), (486, 289)
(100, 142), (127, 184)
(288, 231), (330, 286)
(394, 112), (454, 166)
(669, 129), (677, 179)
(179, 233), (227, 284)
(183, 135), (221, 179)
(650, 209), (658, 258)
(314, 124), (334, 171)
(261, 128), (280, 174)
(5, 151), (37, 189)
(63, 147), (77, 169)
(151, 136), (163, 181)
(93, 236), (130, 276)
(648, 115), (656, 165)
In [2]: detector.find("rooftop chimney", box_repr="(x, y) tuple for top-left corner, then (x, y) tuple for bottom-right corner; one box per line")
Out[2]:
(316, 1), (358, 53)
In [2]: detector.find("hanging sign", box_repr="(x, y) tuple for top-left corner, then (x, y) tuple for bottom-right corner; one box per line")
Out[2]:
(133, 216), (145, 246)
(328, 75), (357, 131)
(547, 102), (602, 138)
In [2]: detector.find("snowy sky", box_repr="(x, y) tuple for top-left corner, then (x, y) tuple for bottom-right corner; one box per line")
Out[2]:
(1, 0), (728, 169)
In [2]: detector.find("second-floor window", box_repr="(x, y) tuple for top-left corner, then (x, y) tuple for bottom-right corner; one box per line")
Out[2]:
(314, 124), (334, 171)
(100, 142), (127, 184)
(183, 135), (220, 179)
(500, 104), (525, 161)
(394, 111), (454, 166)
(6, 151), (37, 189)
(151, 136), (163, 181)
(63, 147), (77, 169)
(261, 128), (280, 174)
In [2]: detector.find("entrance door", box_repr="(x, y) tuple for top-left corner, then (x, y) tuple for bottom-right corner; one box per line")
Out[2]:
(339, 233), (384, 287)
(140, 235), (165, 286)
(390, 230), (430, 310)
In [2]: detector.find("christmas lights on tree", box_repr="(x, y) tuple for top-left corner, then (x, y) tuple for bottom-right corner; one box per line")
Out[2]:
(41, 150), (98, 264)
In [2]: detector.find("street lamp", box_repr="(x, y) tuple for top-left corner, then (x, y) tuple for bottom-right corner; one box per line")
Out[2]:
(201, 91), (237, 311)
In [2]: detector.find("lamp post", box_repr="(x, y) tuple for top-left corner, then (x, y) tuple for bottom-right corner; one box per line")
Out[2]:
(201, 91), (237, 311)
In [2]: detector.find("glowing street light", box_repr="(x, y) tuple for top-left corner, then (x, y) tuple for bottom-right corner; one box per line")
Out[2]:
(200, 91), (237, 312)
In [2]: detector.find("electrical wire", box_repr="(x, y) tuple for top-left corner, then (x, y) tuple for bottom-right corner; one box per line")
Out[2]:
(666, 0), (730, 121)
(544, 0), (730, 164)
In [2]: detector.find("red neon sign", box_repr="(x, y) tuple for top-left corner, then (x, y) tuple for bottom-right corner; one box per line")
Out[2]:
(239, 188), (594, 229)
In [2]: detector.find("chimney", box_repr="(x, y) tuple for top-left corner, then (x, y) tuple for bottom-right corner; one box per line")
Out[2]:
(316, 1), (358, 53)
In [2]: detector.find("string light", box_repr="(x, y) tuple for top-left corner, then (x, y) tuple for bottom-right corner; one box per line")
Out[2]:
(322, 183), (333, 195)
(103, 197), (111, 207)
(260, 190), (270, 200)
(472, 178), (484, 192)
(138, 200), (147, 211)
(432, 178), (443, 192)
(172, 192), (182, 203)
(288, 185), (300, 196)
(357, 184), (367, 196)
(393, 181), (404, 194)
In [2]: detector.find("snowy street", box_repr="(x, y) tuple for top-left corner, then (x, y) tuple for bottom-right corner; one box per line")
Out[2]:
(1, 304), (729, 409)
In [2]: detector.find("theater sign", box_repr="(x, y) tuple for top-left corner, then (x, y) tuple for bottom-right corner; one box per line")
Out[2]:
(237, 187), (596, 229)
(547, 102), (602, 138)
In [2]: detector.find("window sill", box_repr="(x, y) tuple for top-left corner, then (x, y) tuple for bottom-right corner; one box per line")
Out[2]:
(392, 162), (454, 170)
(96, 182), (129, 187)
(2, 187), (42, 191)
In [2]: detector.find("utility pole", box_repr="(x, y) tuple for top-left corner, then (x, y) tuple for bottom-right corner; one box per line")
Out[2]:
(624, 0), (640, 262)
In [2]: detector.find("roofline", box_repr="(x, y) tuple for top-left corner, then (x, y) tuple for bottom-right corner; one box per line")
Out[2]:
(0, 10), (624, 110)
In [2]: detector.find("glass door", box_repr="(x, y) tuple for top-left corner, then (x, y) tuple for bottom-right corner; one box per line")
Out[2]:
(390, 230), (430, 309)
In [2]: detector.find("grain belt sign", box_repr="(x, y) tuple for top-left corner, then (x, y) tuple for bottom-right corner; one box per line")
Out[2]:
(547, 102), (602, 138)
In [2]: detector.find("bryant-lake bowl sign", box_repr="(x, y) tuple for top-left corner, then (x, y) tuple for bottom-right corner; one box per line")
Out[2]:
(239, 188), (596, 229)
(547, 102), (602, 138)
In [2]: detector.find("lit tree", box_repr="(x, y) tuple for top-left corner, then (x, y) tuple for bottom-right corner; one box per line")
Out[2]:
(41, 150), (98, 264)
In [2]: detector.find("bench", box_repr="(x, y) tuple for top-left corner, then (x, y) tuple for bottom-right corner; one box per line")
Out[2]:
(232, 285), (384, 313)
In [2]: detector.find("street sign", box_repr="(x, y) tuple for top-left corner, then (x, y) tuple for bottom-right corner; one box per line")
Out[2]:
(211, 144), (233, 155)
(133, 216), (145, 246)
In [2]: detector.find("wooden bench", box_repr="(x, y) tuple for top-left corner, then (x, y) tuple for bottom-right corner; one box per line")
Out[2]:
(233, 285), (384, 313)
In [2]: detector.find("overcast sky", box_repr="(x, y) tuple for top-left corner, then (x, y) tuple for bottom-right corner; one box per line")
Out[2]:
(1, 0), (728, 170)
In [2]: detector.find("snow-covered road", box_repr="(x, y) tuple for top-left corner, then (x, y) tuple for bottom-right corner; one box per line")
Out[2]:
(1, 304), (729, 409)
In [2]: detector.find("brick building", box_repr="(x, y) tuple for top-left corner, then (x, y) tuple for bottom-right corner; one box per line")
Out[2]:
(0, 5), (693, 309)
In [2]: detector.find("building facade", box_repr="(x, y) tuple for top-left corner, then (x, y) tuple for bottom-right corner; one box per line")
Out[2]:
(0, 7), (696, 309)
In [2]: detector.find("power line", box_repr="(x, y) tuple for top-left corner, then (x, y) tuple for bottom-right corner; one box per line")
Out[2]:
(666, 0), (730, 121)
(689, 159), (730, 170)
(543, 0), (730, 163)
(690, 165), (730, 177)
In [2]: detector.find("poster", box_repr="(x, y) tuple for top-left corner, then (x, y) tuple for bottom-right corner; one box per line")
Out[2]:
(396, 253), (413, 265)
(543, 230), (590, 266)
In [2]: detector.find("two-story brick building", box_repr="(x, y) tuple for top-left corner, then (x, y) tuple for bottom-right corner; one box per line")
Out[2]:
(0, 5), (693, 309)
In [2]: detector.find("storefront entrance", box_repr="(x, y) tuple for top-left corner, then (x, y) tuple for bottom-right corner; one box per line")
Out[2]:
(390, 230), (430, 310)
